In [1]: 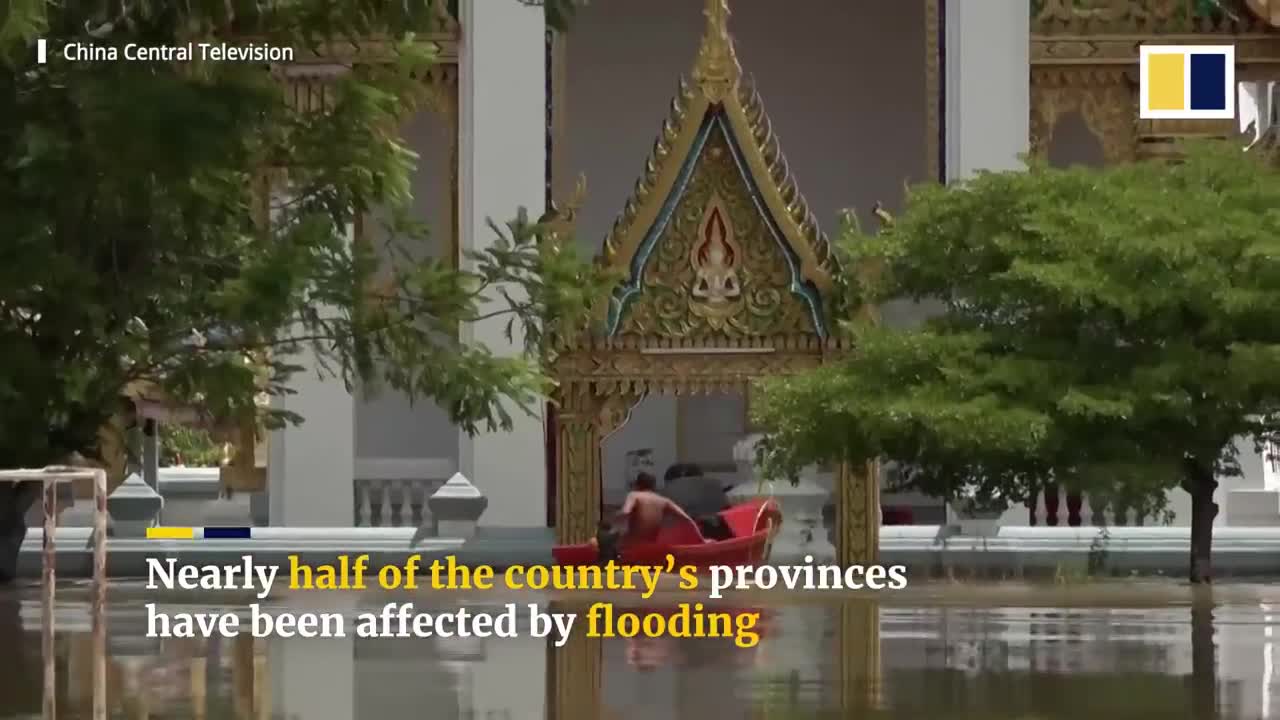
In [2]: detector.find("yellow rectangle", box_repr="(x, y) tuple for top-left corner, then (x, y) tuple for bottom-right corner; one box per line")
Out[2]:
(146, 526), (194, 539)
(1147, 53), (1185, 110)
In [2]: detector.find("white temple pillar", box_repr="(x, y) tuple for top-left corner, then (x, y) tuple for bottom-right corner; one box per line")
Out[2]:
(268, 220), (357, 526)
(456, 0), (548, 527)
(944, 2), (1030, 181)
(942, 3), (1028, 531)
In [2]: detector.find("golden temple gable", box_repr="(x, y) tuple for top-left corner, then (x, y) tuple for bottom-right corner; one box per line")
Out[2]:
(548, 0), (877, 564)
(595, 0), (840, 343)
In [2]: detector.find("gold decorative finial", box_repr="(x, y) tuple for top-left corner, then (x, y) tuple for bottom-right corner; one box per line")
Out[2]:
(872, 202), (894, 228)
(691, 0), (741, 103)
(541, 173), (587, 250)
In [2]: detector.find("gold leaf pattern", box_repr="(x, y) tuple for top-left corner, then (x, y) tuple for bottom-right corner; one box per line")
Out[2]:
(616, 125), (812, 340)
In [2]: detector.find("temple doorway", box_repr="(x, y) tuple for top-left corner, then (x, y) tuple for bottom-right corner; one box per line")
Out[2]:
(601, 393), (748, 513)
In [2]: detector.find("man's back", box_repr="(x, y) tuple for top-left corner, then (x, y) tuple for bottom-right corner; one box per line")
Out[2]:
(622, 489), (670, 542)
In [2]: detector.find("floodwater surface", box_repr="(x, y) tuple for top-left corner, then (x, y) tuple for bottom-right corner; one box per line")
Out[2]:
(2, 580), (1279, 719)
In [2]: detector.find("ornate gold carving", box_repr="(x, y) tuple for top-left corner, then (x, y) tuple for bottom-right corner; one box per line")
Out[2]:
(924, 0), (941, 182)
(1033, 35), (1280, 65)
(258, 10), (458, 65)
(555, 390), (603, 545)
(218, 411), (267, 493)
(1247, 0), (1280, 26)
(598, 392), (643, 440)
(1034, 0), (1184, 29)
(547, 603), (603, 718)
(616, 126), (814, 338)
(1030, 67), (1137, 164)
(417, 64), (459, 115)
(836, 460), (880, 567)
(1030, 0), (1280, 68)
(1030, 1), (1280, 162)
(689, 193), (744, 318)
(734, 77), (838, 296)
(597, 0), (837, 335)
(692, 0), (741, 102)
(839, 601), (883, 710)
(553, 345), (839, 397)
(543, 174), (588, 246)
(280, 72), (339, 114)
(1032, 0), (1269, 34)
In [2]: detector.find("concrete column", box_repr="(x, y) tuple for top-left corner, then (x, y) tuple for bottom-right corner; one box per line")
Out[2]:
(944, 1), (1030, 181)
(142, 419), (159, 493)
(268, 220), (356, 526)
(271, 636), (354, 720)
(456, 0), (548, 527)
(467, 635), (548, 720)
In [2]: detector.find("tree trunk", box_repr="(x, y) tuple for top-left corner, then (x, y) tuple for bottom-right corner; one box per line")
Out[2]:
(1184, 458), (1219, 585)
(1189, 596), (1218, 719)
(0, 482), (39, 584)
(0, 595), (40, 712)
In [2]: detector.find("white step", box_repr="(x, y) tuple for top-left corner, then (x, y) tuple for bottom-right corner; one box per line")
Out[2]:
(1226, 489), (1280, 526)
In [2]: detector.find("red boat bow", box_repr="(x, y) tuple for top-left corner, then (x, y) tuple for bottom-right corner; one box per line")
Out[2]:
(552, 497), (782, 569)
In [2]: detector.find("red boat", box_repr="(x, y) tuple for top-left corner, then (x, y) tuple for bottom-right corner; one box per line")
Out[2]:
(551, 497), (782, 569)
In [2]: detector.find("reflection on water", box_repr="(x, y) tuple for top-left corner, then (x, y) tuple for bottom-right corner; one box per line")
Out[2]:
(2, 582), (1280, 719)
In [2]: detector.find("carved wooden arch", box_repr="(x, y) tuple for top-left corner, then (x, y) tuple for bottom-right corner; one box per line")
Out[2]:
(549, 338), (880, 569)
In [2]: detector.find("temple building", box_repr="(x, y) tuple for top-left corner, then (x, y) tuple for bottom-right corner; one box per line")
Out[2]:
(260, 0), (1280, 542)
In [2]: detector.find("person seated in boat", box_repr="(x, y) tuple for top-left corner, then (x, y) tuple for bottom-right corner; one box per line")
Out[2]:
(617, 472), (697, 545)
(592, 519), (620, 564)
(661, 463), (733, 540)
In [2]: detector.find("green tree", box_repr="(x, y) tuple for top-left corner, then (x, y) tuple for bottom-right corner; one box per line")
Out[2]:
(752, 140), (1280, 583)
(0, 1), (611, 581)
(159, 426), (224, 467)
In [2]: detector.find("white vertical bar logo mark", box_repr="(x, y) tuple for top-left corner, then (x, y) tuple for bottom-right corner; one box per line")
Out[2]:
(36, 38), (46, 64)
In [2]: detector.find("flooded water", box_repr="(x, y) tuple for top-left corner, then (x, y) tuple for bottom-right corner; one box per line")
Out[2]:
(3, 581), (1280, 719)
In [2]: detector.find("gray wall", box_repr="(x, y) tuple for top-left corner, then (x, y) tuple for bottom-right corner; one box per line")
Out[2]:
(356, 110), (459, 466)
(562, 0), (930, 249)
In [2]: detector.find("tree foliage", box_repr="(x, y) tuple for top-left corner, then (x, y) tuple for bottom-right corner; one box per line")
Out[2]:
(752, 140), (1280, 578)
(0, 0), (613, 476)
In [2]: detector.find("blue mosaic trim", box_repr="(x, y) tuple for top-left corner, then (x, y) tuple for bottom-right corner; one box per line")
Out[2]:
(715, 112), (826, 337)
(606, 107), (827, 338)
(606, 111), (716, 335)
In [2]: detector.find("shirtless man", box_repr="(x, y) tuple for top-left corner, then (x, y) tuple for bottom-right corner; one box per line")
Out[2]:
(617, 472), (696, 544)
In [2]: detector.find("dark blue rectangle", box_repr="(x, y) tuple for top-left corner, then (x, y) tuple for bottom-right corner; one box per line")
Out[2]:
(204, 527), (251, 539)
(1189, 53), (1227, 110)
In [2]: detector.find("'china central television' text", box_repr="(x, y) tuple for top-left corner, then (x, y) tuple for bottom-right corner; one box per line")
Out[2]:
(60, 42), (294, 63)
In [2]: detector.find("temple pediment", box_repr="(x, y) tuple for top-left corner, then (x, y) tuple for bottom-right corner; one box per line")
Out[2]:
(599, 0), (839, 341)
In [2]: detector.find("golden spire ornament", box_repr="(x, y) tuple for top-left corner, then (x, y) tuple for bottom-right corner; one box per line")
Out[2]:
(1246, 0), (1280, 26)
(691, 0), (741, 102)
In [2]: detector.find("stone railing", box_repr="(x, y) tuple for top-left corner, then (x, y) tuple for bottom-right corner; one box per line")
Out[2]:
(50, 461), (476, 530)
(16, 524), (1280, 578)
(353, 478), (443, 528)
(1025, 486), (1158, 527)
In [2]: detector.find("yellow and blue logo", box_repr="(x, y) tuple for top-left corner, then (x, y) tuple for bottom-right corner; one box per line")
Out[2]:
(1139, 45), (1235, 120)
